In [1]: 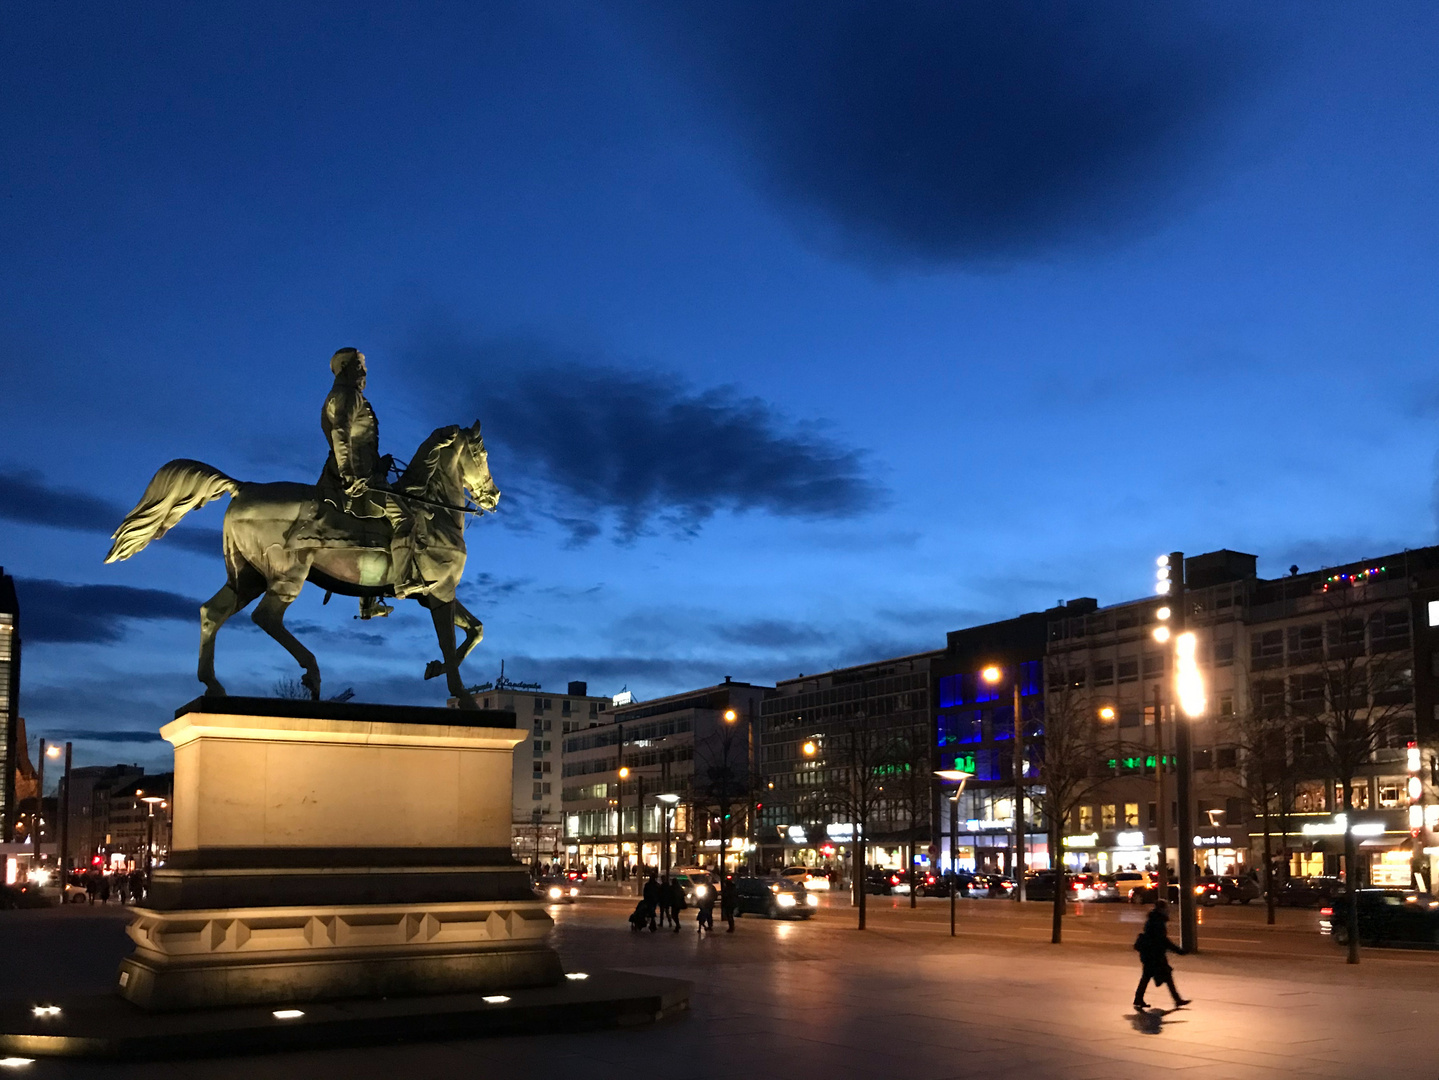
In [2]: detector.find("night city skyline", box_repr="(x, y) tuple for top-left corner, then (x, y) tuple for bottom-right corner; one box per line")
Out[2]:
(5, 3), (1439, 779)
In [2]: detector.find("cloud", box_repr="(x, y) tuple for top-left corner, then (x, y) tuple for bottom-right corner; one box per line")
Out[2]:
(0, 468), (222, 555)
(17, 579), (200, 644)
(428, 338), (886, 543)
(45, 729), (166, 744)
(715, 619), (830, 649)
(634, 1), (1269, 264)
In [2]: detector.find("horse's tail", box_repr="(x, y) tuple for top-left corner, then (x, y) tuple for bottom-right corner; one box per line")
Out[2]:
(104, 459), (241, 563)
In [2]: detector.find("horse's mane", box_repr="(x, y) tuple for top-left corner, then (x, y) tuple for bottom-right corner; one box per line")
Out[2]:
(398, 425), (461, 496)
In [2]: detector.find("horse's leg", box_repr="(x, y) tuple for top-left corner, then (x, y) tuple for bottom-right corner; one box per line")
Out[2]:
(252, 587), (322, 700)
(424, 597), (477, 708)
(197, 567), (264, 696)
(424, 598), (484, 681)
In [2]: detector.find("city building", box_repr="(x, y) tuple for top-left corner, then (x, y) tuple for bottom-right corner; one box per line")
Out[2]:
(562, 678), (766, 878)
(934, 603), (1089, 875)
(459, 677), (615, 869)
(1045, 546), (1439, 888)
(0, 568), (21, 840)
(105, 773), (173, 869)
(759, 652), (940, 877)
(62, 764), (145, 866)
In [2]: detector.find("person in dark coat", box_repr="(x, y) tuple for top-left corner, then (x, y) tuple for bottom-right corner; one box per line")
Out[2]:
(666, 877), (686, 932)
(720, 875), (737, 933)
(696, 879), (716, 934)
(641, 869), (662, 932)
(1133, 904), (1190, 1010)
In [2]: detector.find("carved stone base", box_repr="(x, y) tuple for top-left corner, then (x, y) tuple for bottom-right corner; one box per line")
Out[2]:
(118, 900), (561, 1011)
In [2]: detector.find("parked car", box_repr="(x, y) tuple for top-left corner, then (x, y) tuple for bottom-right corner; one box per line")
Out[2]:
(671, 871), (714, 907)
(1277, 876), (1348, 908)
(1023, 871), (1081, 902)
(1321, 890), (1439, 947)
(734, 876), (818, 919)
(779, 866), (831, 891)
(1104, 871), (1156, 903)
(914, 871), (948, 897)
(1071, 873), (1101, 900)
(534, 876), (580, 903)
(962, 872), (1015, 897)
(864, 869), (903, 895)
(1197, 875), (1262, 905)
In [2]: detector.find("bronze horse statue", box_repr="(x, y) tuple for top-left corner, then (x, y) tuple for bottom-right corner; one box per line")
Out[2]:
(105, 421), (499, 707)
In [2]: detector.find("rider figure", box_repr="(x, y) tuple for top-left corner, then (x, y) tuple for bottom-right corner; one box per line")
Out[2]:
(318, 348), (428, 618)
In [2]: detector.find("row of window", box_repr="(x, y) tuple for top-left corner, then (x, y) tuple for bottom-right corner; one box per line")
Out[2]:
(937, 662), (1042, 707)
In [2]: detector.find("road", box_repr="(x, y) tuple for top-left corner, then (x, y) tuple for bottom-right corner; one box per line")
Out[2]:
(1, 894), (1435, 1078)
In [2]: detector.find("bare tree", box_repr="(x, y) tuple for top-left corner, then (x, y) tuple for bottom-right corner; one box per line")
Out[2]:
(693, 719), (751, 876)
(811, 706), (902, 930)
(888, 726), (933, 909)
(1031, 675), (1128, 943)
(1310, 585), (1415, 963)
(272, 677), (311, 699)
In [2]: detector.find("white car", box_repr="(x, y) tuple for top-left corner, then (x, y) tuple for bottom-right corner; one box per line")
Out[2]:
(780, 866), (831, 891)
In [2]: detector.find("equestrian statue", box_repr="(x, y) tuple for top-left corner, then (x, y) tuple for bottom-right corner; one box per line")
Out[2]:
(104, 347), (500, 708)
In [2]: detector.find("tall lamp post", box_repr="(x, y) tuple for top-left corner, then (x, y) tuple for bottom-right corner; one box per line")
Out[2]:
(656, 794), (680, 881)
(139, 793), (166, 896)
(982, 665), (1026, 901)
(617, 766), (629, 880)
(55, 742), (72, 885)
(935, 769), (972, 937)
(1159, 550), (1205, 953)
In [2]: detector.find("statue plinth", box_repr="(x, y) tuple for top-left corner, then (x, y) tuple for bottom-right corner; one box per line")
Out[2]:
(119, 697), (561, 1011)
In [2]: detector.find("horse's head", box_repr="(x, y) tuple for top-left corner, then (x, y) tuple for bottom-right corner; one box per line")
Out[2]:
(460, 420), (500, 512)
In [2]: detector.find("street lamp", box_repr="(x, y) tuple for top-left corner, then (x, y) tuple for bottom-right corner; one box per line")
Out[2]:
(656, 794), (680, 880)
(48, 742), (71, 885)
(617, 766), (630, 880)
(139, 793), (166, 896)
(983, 665), (1026, 901)
(1160, 550), (1204, 953)
(935, 769), (972, 937)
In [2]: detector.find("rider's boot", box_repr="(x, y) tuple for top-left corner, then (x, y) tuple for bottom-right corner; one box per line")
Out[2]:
(359, 596), (393, 619)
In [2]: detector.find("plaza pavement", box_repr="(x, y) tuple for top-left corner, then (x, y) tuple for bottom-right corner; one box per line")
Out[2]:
(2, 895), (1435, 1079)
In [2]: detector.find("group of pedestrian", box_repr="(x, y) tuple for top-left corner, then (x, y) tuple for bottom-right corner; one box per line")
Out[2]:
(82, 868), (146, 905)
(630, 870), (737, 934)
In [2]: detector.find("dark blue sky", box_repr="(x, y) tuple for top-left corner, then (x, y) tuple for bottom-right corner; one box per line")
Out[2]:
(3, 3), (1438, 774)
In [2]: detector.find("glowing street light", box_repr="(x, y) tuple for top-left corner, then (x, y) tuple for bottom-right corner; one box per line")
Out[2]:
(1098, 706), (1116, 721)
(1156, 550), (1199, 952)
(935, 768), (973, 937)
(1175, 631), (1206, 718)
(802, 740), (817, 757)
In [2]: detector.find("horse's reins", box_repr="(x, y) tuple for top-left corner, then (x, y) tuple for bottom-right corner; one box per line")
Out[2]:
(384, 458), (489, 517)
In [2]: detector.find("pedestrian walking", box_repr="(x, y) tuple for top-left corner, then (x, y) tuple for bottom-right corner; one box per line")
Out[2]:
(667, 876), (685, 933)
(1132, 904), (1190, 1010)
(642, 869), (662, 932)
(99, 874), (111, 904)
(721, 874), (737, 933)
(696, 880), (715, 933)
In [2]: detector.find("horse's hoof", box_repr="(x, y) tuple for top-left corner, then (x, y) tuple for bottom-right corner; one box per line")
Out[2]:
(424, 660), (445, 680)
(203, 684), (227, 698)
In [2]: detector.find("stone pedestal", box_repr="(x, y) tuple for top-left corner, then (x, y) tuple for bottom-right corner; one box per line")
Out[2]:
(120, 696), (559, 1011)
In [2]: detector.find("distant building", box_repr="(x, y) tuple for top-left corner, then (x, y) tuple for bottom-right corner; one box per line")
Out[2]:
(455, 679), (615, 869)
(0, 568), (20, 840)
(563, 678), (767, 878)
(63, 764), (145, 866)
(759, 652), (940, 875)
(105, 773), (173, 868)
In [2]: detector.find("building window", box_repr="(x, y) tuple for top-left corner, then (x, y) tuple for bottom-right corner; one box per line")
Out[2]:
(1123, 803), (1138, 827)
(1147, 802), (1157, 828)
(1377, 780), (1404, 808)
(1117, 658), (1138, 684)
(1142, 653), (1165, 679)
(1213, 639), (1234, 667)
(562, 700), (572, 717)
(1093, 662), (1114, 686)
(1215, 747), (1237, 769)
(1287, 623), (1322, 660)
(533, 741), (542, 756)
(1101, 804), (1117, 828)
(533, 783), (543, 800)
(1079, 806), (1094, 830)
(1251, 630), (1284, 670)
(1218, 694), (1234, 717)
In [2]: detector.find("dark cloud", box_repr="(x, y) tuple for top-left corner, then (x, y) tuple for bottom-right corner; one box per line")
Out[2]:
(17, 579), (200, 644)
(0, 468), (222, 555)
(716, 619), (830, 649)
(634, 1), (1270, 264)
(431, 339), (886, 543)
(45, 729), (166, 744)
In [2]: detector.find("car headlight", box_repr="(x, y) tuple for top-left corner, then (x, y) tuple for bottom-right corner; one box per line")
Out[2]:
(548, 886), (563, 899)
(1193, 886), (1205, 895)
(805, 893), (819, 906)
(776, 893), (797, 907)
(770, 884), (781, 893)
(569, 887), (579, 897)
(696, 885), (708, 898)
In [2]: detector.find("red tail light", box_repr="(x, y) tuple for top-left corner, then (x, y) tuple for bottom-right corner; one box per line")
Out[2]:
(1319, 907), (1332, 916)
